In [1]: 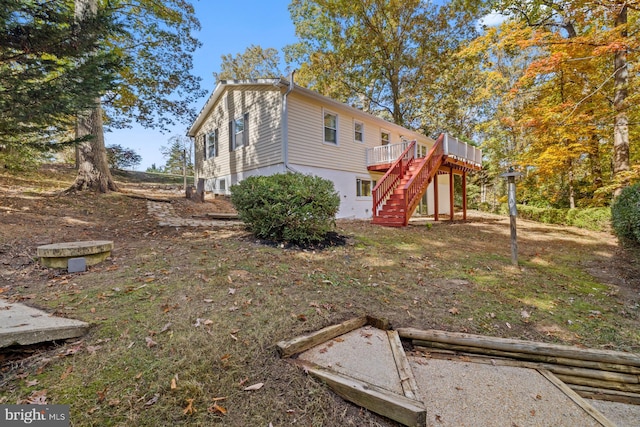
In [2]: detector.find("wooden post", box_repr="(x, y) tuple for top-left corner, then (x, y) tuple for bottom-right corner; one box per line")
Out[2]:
(433, 174), (439, 221)
(508, 176), (518, 266)
(195, 178), (205, 203)
(449, 167), (454, 221)
(500, 170), (522, 267)
(462, 171), (467, 220)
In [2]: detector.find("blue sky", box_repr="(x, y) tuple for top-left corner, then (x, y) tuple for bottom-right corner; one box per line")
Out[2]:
(105, 0), (298, 170)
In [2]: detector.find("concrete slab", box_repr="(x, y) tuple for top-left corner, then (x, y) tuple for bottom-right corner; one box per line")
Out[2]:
(409, 357), (604, 427)
(0, 299), (89, 348)
(589, 399), (640, 427)
(298, 326), (405, 395)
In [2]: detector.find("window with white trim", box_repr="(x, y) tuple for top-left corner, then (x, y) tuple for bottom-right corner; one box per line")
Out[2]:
(229, 113), (249, 150)
(354, 120), (364, 142)
(356, 178), (377, 197)
(381, 130), (390, 146)
(324, 110), (338, 144)
(206, 129), (218, 159)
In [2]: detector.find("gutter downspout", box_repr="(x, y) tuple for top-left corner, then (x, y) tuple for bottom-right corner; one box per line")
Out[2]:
(282, 70), (296, 172)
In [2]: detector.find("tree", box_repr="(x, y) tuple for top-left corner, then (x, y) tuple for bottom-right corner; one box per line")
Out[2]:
(286, 0), (484, 132)
(213, 45), (283, 82)
(106, 144), (141, 170)
(68, 0), (204, 192)
(0, 0), (120, 158)
(488, 0), (639, 200)
(161, 135), (193, 176)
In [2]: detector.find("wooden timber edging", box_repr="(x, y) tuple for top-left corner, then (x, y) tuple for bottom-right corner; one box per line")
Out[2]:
(307, 367), (426, 427)
(402, 327), (640, 405)
(276, 315), (390, 358)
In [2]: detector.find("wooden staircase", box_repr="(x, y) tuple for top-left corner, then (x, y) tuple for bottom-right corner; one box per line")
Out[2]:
(372, 134), (446, 227)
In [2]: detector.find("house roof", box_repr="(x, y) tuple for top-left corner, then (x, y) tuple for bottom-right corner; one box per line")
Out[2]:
(187, 77), (433, 144)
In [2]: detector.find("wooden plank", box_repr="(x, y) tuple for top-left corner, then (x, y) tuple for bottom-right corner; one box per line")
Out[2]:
(538, 369), (617, 427)
(555, 374), (640, 394)
(366, 315), (391, 330)
(308, 367), (426, 427)
(413, 341), (640, 374)
(277, 317), (368, 358)
(123, 192), (172, 203)
(571, 385), (640, 406)
(418, 350), (639, 384)
(399, 328), (640, 367)
(204, 212), (239, 219)
(387, 331), (420, 400)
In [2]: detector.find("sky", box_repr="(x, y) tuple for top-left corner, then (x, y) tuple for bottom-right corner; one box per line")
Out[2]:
(105, 0), (298, 171)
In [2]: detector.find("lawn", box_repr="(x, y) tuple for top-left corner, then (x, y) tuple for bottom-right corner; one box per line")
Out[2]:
(1, 165), (639, 426)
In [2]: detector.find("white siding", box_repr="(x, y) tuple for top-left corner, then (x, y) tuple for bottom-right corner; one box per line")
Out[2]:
(287, 91), (434, 173)
(194, 85), (283, 188)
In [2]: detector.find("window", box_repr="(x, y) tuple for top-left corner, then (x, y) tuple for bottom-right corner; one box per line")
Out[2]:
(229, 113), (249, 151)
(381, 130), (390, 146)
(324, 110), (338, 144)
(206, 129), (218, 159)
(356, 178), (377, 197)
(354, 121), (364, 142)
(218, 179), (226, 192)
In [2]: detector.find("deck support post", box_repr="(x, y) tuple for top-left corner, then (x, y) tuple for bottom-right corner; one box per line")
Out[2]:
(449, 167), (454, 221)
(433, 174), (439, 221)
(462, 172), (467, 220)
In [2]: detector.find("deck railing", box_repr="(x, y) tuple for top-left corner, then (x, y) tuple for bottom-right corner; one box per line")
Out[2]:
(443, 134), (482, 167)
(403, 134), (445, 224)
(372, 140), (416, 217)
(366, 134), (481, 168)
(366, 140), (413, 165)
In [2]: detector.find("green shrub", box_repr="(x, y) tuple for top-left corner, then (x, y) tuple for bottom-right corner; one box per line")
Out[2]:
(230, 173), (340, 245)
(611, 183), (640, 244)
(507, 204), (611, 231)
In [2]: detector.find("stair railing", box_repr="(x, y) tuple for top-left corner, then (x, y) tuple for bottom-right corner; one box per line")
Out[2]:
(372, 140), (416, 218)
(402, 134), (446, 225)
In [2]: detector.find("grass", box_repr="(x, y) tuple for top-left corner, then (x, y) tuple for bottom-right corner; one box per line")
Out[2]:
(1, 165), (639, 426)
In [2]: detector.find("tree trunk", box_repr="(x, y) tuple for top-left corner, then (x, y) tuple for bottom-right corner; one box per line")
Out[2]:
(613, 3), (630, 196)
(590, 134), (603, 190)
(568, 163), (575, 209)
(67, 0), (118, 193)
(68, 102), (119, 192)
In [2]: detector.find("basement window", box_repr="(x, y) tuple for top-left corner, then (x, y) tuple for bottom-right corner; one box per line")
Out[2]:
(356, 178), (376, 197)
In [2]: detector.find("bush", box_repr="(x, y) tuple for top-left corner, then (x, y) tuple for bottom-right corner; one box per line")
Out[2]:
(230, 173), (340, 245)
(611, 183), (640, 244)
(516, 204), (611, 231)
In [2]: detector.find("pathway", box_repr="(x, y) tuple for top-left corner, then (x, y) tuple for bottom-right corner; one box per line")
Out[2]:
(146, 201), (242, 227)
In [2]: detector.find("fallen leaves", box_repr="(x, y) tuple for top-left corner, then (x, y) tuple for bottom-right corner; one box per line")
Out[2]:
(194, 318), (213, 327)
(60, 366), (73, 380)
(144, 394), (159, 406)
(243, 382), (264, 391)
(145, 337), (158, 348)
(183, 398), (196, 415)
(448, 307), (460, 315)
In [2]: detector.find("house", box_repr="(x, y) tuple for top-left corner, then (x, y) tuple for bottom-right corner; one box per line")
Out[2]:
(187, 76), (481, 226)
